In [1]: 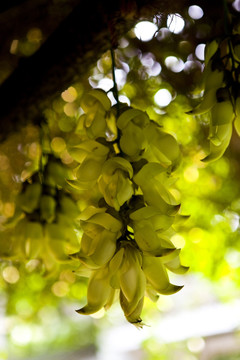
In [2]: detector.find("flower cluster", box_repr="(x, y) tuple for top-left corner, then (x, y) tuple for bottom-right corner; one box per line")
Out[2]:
(68, 89), (187, 326)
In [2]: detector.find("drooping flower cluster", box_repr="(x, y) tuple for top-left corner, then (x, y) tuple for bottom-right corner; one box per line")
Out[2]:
(67, 89), (188, 326)
(189, 36), (240, 162)
(1, 160), (81, 273)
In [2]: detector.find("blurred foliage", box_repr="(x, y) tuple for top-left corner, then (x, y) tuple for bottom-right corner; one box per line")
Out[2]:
(1, 0), (240, 359)
(215, 354), (240, 360)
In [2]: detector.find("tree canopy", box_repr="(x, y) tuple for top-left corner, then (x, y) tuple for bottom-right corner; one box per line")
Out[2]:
(1, 0), (240, 359)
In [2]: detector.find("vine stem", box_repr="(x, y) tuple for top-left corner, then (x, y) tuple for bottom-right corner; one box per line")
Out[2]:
(222, 0), (230, 35)
(38, 123), (45, 184)
(110, 47), (120, 117)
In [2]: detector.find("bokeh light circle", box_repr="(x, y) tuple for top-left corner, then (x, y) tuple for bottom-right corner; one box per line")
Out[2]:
(154, 89), (172, 107)
(134, 21), (158, 42)
(188, 5), (204, 20)
(167, 14), (185, 34)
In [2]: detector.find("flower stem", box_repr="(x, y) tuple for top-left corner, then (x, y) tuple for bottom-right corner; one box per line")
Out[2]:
(110, 47), (120, 116)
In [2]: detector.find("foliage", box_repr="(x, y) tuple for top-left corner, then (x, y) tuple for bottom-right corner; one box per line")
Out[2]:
(1, 0), (240, 358)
